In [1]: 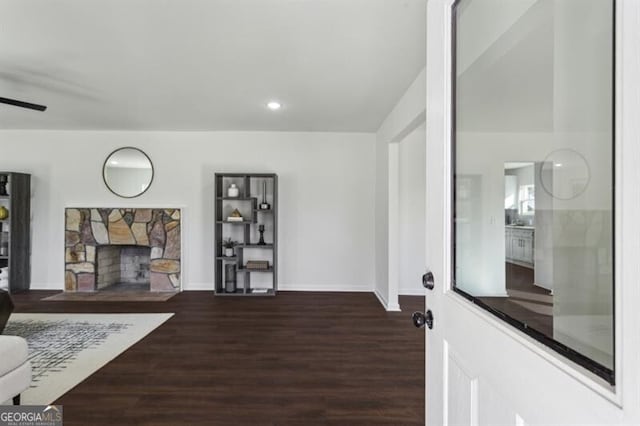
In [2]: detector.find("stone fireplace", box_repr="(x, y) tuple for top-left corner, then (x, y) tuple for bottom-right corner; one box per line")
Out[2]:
(65, 208), (181, 292)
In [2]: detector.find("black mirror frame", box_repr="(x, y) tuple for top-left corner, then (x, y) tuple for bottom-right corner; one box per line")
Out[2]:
(102, 147), (154, 198)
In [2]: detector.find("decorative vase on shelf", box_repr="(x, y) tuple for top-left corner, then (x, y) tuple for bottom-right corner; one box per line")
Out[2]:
(0, 206), (8, 220)
(225, 247), (234, 257)
(225, 264), (237, 293)
(228, 183), (239, 198)
(259, 180), (271, 210)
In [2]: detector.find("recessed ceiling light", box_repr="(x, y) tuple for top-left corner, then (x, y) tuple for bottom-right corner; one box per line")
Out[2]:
(555, 163), (563, 168)
(267, 101), (281, 111)
(110, 160), (119, 165)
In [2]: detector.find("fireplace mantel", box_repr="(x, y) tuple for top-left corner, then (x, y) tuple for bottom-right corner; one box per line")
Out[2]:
(65, 208), (181, 292)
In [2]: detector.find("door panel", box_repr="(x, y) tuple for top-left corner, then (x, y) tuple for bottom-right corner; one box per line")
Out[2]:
(478, 380), (518, 426)
(425, 0), (640, 424)
(445, 341), (478, 426)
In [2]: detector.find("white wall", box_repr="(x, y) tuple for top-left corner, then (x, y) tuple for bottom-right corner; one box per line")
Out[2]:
(399, 123), (426, 295)
(1, 130), (376, 291)
(375, 67), (426, 310)
(374, 130), (391, 307)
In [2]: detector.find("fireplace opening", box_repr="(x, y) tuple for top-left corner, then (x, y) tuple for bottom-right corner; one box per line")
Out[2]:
(96, 245), (151, 291)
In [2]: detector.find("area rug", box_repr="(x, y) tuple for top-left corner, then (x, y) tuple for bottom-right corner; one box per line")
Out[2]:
(41, 291), (177, 302)
(2, 313), (173, 405)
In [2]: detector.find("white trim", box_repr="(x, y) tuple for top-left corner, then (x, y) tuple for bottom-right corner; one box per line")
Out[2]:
(374, 288), (401, 311)
(377, 68), (427, 316)
(278, 283), (373, 293)
(388, 143), (400, 310)
(31, 281), (374, 294)
(385, 113), (427, 312)
(374, 288), (389, 308)
(30, 282), (65, 290)
(442, 339), (450, 426)
(424, 3), (449, 422)
(614, 0), (640, 411)
(182, 282), (214, 291)
(458, 291), (510, 298)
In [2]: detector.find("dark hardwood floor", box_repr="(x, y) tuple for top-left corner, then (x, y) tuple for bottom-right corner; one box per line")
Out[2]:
(479, 263), (553, 337)
(12, 291), (425, 425)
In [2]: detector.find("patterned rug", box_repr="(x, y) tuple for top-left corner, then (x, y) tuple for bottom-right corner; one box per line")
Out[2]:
(2, 313), (173, 405)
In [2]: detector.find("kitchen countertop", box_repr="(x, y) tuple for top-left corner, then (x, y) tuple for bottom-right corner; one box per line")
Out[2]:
(505, 225), (535, 230)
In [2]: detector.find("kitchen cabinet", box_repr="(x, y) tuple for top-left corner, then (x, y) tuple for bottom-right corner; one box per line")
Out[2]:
(505, 226), (534, 268)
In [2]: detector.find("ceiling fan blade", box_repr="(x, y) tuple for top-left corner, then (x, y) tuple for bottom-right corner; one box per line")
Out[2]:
(0, 96), (47, 111)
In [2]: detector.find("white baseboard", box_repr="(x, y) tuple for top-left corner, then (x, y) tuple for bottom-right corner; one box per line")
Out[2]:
(374, 289), (401, 311)
(387, 303), (401, 311)
(30, 283), (64, 290)
(29, 281), (381, 297)
(374, 288), (388, 307)
(183, 282), (215, 291)
(184, 282), (373, 292)
(277, 283), (372, 292)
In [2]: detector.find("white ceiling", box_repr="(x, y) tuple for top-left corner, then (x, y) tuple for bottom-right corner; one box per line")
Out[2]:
(0, 0), (426, 131)
(456, 0), (554, 133)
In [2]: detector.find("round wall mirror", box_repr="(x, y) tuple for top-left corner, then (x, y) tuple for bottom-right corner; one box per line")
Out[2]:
(540, 149), (591, 200)
(103, 147), (154, 198)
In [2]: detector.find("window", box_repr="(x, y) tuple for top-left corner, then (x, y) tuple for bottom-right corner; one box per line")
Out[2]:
(452, 0), (615, 384)
(519, 185), (534, 215)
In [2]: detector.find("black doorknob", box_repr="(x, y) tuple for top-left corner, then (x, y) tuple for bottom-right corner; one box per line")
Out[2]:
(422, 271), (435, 290)
(412, 310), (434, 329)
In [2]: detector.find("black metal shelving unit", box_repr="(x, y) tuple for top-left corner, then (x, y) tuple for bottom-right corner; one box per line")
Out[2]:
(214, 173), (278, 296)
(0, 172), (31, 294)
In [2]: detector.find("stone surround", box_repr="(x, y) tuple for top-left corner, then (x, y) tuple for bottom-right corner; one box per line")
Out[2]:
(65, 208), (181, 292)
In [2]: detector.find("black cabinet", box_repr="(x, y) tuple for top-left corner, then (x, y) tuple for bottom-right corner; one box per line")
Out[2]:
(0, 172), (31, 293)
(214, 173), (278, 296)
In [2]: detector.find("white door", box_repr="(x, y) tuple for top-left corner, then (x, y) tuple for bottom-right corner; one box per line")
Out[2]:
(421, 0), (640, 424)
